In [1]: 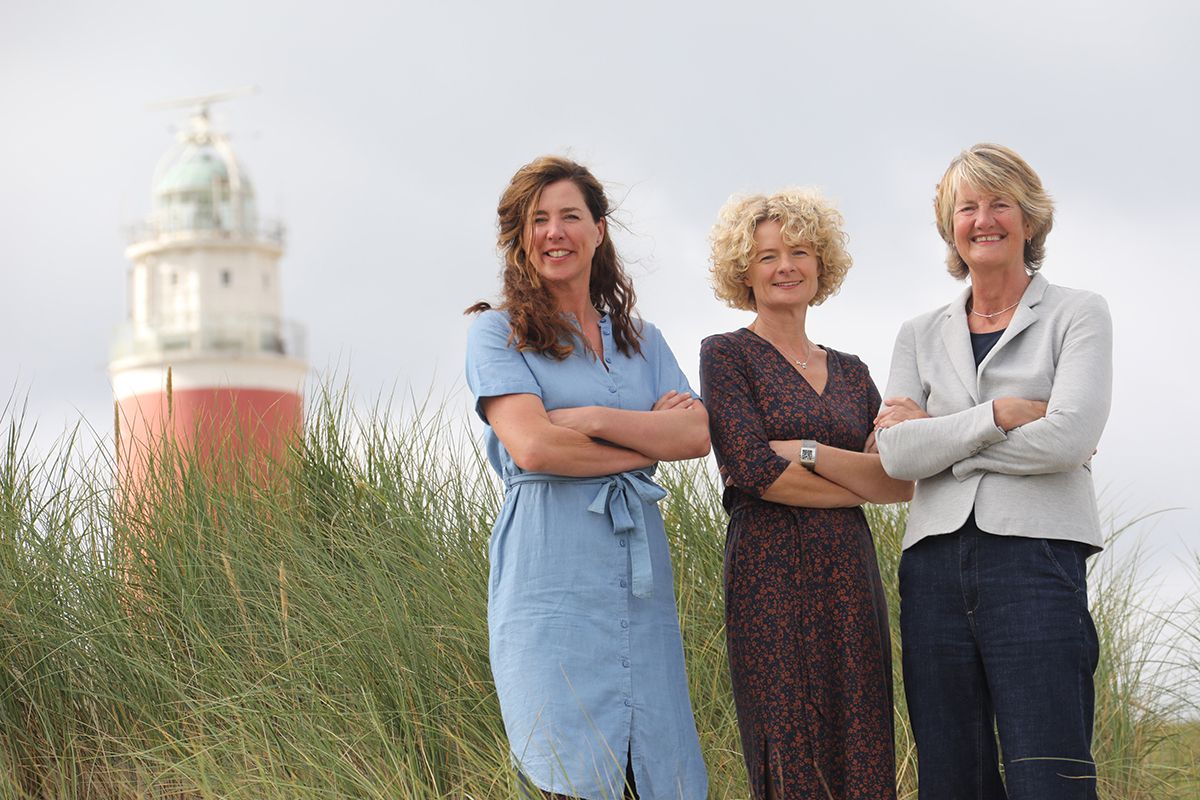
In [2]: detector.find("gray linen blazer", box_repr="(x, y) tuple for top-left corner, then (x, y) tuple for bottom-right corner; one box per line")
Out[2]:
(876, 273), (1113, 550)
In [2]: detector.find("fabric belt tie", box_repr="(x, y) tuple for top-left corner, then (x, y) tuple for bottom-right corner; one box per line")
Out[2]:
(503, 470), (667, 599)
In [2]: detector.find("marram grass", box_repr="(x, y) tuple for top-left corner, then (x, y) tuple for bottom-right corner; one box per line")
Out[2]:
(0, 391), (1196, 799)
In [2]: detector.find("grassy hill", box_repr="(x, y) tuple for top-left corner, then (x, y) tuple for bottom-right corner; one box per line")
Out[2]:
(1, 395), (1196, 798)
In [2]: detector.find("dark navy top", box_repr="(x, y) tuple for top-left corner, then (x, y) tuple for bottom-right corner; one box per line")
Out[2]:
(961, 328), (1006, 536)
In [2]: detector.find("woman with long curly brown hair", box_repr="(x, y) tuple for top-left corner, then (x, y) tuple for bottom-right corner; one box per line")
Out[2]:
(465, 156), (709, 800)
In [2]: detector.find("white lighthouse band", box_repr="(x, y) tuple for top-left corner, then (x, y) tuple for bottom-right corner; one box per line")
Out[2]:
(112, 357), (307, 401)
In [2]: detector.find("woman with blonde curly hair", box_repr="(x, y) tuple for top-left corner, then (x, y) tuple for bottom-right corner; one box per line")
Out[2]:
(699, 188), (912, 799)
(465, 156), (709, 799)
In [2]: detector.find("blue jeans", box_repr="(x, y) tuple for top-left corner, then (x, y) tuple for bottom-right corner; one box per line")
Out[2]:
(899, 525), (1099, 800)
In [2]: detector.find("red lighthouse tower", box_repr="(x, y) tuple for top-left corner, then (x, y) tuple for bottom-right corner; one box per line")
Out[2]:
(110, 92), (307, 483)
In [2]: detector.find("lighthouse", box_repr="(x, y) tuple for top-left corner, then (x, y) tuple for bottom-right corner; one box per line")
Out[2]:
(110, 93), (307, 482)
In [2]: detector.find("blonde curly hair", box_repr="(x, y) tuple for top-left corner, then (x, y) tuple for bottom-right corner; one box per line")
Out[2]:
(709, 188), (852, 311)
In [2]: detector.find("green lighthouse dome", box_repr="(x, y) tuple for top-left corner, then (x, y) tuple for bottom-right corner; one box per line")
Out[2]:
(149, 133), (258, 237)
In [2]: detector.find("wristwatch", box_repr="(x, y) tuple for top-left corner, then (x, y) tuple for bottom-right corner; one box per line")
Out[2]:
(798, 440), (818, 471)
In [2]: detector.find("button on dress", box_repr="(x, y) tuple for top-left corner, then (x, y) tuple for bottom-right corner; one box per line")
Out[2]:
(465, 310), (708, 800)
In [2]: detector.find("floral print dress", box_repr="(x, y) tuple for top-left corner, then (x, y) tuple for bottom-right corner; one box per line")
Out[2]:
(700, 328), (896, 800)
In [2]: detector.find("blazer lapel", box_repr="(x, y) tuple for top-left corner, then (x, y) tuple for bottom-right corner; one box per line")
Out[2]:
(941, 285), (979, 403)
(978, 273), (1047, 372)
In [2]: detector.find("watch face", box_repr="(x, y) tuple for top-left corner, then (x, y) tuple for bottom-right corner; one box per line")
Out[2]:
(800, 445), (817, 463)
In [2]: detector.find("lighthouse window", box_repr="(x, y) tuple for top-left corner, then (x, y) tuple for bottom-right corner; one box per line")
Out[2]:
(221, 270), (231, 287)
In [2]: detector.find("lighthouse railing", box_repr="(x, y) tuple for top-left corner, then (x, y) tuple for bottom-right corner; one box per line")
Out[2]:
(110, 315), (307, 362)
(123, 218), (286, 247)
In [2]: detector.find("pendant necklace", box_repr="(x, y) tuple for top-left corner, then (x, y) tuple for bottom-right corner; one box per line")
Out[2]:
(785, 341), (813, 370)
(751, 322), (813, 370)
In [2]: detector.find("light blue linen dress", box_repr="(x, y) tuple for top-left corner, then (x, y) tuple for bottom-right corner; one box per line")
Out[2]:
(465, 309), (708, 800)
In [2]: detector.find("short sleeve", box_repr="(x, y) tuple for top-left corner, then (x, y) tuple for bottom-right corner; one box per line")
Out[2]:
(465, 311), (542, 424)
(645, 321), (696, 400)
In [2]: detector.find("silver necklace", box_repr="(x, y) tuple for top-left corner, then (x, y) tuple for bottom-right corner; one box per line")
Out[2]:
(969, 298), (1020, 319)
(786, 342), (813, 370)
(751, 323), (813, 369)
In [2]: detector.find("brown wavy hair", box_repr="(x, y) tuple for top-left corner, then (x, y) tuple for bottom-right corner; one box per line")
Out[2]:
(466, 156), (642, 360)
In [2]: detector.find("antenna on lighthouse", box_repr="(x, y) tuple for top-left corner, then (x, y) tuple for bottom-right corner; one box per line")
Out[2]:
(147, 85), (259, 116)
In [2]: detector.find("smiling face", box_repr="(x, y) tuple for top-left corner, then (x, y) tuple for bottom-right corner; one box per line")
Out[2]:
(952, 181), (1032, 276)
(743, 219), (820, 310)
(526, 179), (605, 292)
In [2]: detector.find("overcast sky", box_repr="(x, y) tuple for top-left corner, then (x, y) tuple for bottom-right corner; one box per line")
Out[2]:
(1, 1), (1196, 600)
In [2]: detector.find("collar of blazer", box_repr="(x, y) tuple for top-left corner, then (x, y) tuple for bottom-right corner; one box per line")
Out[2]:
(941, 273), (1049, 403)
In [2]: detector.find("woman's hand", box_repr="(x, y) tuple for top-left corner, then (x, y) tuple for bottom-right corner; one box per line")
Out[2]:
(874, 395), (1046, 435)
(992, 397), (1048, 431)
(545, 391), (709, 461)
(768, 439), (799, 461)
(483, 394), (656, 476)
(762, 437), (911, 504)
(652, 390), (696, 411)
(722, 461), (867, 507)
(547, 391), (697, 435)
(546, 405), (596, 435)
(874, 396), (930, 429)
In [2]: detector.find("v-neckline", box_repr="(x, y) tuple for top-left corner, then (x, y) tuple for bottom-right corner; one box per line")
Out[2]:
(742, 327), (832, 398)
